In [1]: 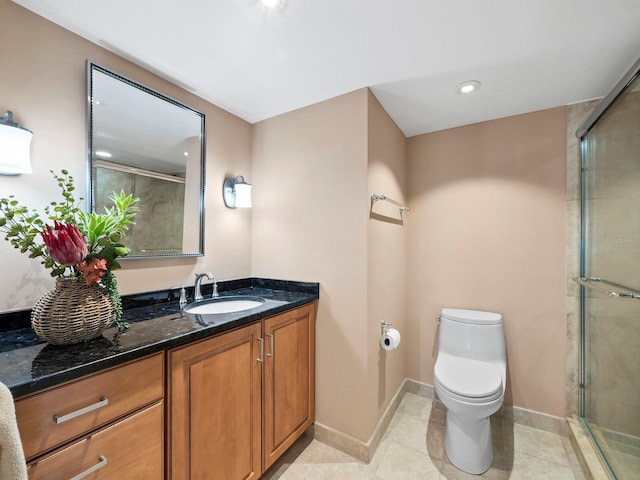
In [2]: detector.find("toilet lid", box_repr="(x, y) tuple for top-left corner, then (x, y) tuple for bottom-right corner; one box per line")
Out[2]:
(441, 308), (502, 325)
(434, 354), (502, 398)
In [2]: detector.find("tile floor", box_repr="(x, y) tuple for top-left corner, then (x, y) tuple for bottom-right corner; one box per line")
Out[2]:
(264, 393), (586, 479)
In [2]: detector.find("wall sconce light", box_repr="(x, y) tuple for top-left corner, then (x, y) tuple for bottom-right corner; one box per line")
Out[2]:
(0, 111), (33, 175)
(223, 175), (252, 208)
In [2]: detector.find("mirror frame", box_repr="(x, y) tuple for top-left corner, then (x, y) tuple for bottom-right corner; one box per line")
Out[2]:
(86, 61), (206, 258)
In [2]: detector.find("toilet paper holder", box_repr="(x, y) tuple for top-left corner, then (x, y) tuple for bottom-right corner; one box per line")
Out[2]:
(380, 321), (401, 351)
(381, 321), (393, 334)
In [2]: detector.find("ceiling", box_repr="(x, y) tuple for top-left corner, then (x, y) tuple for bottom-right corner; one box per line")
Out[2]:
(13, 0), (640, 137)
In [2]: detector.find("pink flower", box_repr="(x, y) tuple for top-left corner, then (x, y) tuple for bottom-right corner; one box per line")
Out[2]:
(76, 258), (108, 285)
(41, 221), (88, 266)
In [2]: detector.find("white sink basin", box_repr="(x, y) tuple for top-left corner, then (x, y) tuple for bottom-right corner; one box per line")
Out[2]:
(184, 296), (265, 315)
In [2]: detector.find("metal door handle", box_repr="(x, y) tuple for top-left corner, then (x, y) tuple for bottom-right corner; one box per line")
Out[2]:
(266, 333), (274, 358)
(257, 337), (264, 363)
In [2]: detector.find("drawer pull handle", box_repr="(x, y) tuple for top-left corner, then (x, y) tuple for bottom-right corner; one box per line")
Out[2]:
(53, 397), (109, 424)
(266, 333), (274, 358)
(69, 455), (107, 480)
(257, 337), (264, 363)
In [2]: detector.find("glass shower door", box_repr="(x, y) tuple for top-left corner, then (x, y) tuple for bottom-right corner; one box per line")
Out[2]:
(579, 74), (640, 479)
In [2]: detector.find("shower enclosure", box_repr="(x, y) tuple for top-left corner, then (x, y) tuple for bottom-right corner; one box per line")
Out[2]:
(575, 58), (640, 479)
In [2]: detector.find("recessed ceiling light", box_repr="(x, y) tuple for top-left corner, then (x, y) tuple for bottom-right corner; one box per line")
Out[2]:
(456, 80), (481, 95)
(95, 150), (112, 158)
(262, 0), (280, 8)
(261, 0), (286, 11)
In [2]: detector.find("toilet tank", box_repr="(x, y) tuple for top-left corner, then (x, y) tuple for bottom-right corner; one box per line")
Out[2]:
(438, 308), (506, 362)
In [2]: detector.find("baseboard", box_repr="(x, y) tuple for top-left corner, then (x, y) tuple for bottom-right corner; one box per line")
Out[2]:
(501, 404), (570, 437)
(312, 422), (371, 463)
(404, 378), (434, 398)
(314, 377), (572, 462)
(313, 378), (415, 462)
(406, 378), (569, 437)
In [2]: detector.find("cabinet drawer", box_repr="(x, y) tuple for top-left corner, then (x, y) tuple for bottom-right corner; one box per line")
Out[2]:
(27, 401), (164, 480)
(16, 352), (164, 460)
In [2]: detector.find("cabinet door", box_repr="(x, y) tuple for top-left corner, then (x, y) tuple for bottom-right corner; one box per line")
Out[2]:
(263, 303), (316, 470)
(168, 323), (263, 480)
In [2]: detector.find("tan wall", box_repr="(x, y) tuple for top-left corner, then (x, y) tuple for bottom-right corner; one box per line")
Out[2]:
(0, 0), (252, 311)
(251, 90), (409, 442)
(406, 107), (568, 417)
(3, 0), (575, 435)
(366, 91), (407, 428)
(251, 89), (372, 441)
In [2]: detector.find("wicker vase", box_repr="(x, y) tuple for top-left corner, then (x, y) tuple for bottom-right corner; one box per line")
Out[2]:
(31, 277), (115, 345)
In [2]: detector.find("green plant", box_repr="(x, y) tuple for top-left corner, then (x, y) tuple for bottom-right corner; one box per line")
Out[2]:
(0, 170), (139, 330)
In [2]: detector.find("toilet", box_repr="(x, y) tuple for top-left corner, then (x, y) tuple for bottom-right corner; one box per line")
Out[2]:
(433, 308), (506, 475)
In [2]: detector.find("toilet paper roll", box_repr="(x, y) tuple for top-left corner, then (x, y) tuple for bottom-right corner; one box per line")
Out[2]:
(380, 328), (401, 351)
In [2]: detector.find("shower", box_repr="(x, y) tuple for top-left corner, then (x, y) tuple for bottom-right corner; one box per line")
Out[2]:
(574, 57), (640, 479)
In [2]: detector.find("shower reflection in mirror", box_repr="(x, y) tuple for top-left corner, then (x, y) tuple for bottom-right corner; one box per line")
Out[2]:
(87, 61), (205, 257)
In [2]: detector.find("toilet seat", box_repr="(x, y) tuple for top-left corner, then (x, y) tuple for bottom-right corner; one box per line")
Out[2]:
(435, 354), (502, 402)
(441, 308), (502, 325)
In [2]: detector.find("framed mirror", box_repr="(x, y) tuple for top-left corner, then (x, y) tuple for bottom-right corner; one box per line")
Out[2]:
(87, 61), (205, 258)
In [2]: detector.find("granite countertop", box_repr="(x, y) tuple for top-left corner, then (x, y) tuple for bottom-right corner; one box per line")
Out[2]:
(0, 278), (319, 398)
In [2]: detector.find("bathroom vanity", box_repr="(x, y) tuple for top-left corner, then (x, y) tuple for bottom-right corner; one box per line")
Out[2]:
(17, 354), (164, 479)
(0, 278), (318, 480)
(168, 303), (315, 479)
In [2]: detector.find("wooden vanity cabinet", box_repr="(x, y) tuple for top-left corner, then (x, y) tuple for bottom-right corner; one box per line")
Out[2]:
(15, 352), (164, 480)
(168, 303), (316, 479)
(263, 303), (315, 470)
(14, 302), (315, 480)
(26, 401), (164, 480)
(168, 322), (263, 480)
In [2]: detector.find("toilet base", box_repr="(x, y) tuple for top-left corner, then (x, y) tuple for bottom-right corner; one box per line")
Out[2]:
(444, 410), (493, 475)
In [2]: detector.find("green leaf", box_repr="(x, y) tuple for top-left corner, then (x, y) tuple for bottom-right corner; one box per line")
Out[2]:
(50, 267), (66, 277)
(0, 169), (138, 281)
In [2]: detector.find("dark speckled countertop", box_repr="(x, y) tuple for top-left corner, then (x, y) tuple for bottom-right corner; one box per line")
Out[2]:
(0, 278), (318, 398)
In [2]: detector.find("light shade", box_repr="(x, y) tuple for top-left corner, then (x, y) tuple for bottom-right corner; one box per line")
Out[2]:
(0, 111), (32, 175)
(234, 182), (252, 208)
(223, 175), (252, 208)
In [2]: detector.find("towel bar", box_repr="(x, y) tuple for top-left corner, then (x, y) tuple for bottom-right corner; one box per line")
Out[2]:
(573, 277), (640, 299)
(371, 194), (410, 213)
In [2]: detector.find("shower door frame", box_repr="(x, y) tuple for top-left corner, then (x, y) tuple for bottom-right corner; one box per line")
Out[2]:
(578, 134), (616, 478)
(577, 56), (640, 480)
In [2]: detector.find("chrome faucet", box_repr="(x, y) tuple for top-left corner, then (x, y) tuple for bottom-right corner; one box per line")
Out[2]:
(194, 272), (214, 301)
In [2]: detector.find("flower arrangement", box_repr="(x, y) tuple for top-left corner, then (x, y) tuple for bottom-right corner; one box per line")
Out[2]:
(0, 170), (139, 330)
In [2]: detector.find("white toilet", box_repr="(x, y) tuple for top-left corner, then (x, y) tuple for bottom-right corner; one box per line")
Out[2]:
(433, 308), (506, 475)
